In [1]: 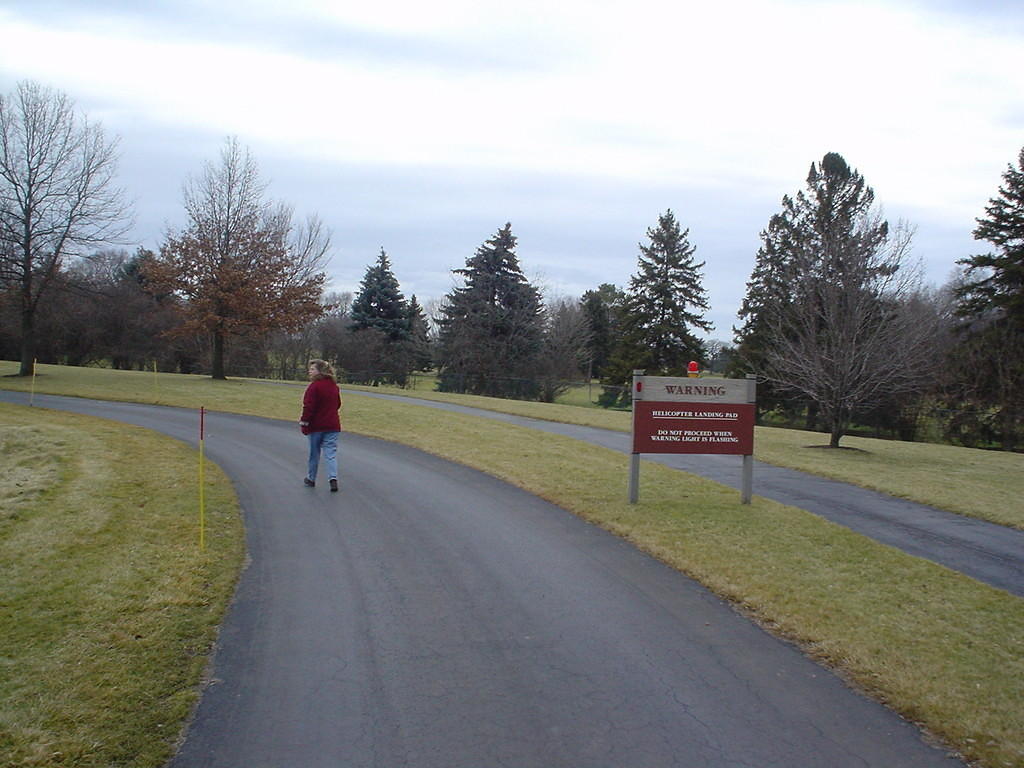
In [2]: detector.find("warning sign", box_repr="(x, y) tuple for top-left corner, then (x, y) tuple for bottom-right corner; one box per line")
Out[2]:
(629, 372), (757, 504)
(632, 401), (754, 455)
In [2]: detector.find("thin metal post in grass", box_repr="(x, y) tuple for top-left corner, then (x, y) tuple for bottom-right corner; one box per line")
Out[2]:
(30, 358), (37, 406)
(199, 406), (206, 550)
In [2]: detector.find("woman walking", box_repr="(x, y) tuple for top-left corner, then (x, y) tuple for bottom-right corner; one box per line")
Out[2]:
(299, 359), (342, 492)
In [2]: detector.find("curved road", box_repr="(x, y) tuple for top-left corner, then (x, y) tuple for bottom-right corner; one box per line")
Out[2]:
(3, 392), (964, 767)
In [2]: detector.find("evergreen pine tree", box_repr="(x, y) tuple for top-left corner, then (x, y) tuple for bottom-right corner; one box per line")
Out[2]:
(406, 294), (433, 371)
(580, 283), (623, 379)
(731, 202), (806, 417)
(436, 223), (544, 397)
(602, 210), (711, 396)
(350, 248), (410, 342)
(948, 145), (1024, 449)
(956, 146), (1024, 329)
(734, 152), (884, 417)
(734, 206), (801, 347)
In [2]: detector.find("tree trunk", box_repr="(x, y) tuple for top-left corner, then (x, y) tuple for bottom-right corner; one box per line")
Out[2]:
(18, 301), (36, 377)
(211, 331), (227, 380)
(829, 408), (848, 448)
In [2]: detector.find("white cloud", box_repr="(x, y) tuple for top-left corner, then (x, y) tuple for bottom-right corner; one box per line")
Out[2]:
(2, 1), (1020, 209)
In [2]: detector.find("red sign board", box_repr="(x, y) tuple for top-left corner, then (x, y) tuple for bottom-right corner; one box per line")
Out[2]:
(633, 401), (755, 455)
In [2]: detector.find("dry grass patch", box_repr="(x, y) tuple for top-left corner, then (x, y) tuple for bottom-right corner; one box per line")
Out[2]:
(0, 423), (67, 517)
(0, 403), (244, 768)
(340, 379), (633, 430)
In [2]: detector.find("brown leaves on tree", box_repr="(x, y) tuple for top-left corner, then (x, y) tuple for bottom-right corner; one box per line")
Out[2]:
(143, 138), (330, 378)
(151, 226), (325, 339)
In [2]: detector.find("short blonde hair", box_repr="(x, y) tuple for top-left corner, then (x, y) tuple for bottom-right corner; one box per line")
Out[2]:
(308, 359), (336, 381)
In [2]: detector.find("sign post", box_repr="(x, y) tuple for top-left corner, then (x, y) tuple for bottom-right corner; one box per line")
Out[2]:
(629, 372), (756, 504)
(628, 370), (644, 504)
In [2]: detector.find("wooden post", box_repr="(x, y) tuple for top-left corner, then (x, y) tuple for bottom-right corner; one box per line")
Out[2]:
(742, 374), (757, 504)
(628, 369), (644, 504)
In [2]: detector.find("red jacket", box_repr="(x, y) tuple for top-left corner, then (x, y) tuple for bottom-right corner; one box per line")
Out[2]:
(300, 377), (341, 434)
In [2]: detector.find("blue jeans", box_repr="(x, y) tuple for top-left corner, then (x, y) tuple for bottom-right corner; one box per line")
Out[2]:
(307, 431), (339, 482)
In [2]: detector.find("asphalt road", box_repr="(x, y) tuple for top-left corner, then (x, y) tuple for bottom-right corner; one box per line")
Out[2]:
(2, 392), (966, 767)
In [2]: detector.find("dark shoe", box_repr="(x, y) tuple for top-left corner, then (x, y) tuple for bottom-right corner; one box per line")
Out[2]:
(329, 478), (338, 493)
(303, 477), (315, 487)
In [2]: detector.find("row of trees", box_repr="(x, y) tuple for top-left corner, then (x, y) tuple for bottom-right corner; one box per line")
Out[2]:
(266, 214), (707, 405)
(333, 224), (592, 402)
(2, 79), (1021, 449)
(0, 81), (331, 380)
(553, 150), (1023, 451)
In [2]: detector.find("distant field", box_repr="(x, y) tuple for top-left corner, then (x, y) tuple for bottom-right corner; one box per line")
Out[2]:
(348, 372), (609, 408)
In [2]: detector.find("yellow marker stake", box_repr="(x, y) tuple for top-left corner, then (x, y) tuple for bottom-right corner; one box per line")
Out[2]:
(30, 358), (37, 406)
(199, 406), (206, 550)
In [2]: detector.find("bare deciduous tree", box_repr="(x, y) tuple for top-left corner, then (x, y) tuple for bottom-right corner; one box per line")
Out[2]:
(757, 154), (941, 447)
(0, 80), (130, 375)
(536, 296), (591, 402)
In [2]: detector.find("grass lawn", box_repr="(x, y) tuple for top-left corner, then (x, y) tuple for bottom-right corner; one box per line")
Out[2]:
(0, 402), (244, 768)
(15, 362), (1022, 531)
(2, 362), (1023, 768)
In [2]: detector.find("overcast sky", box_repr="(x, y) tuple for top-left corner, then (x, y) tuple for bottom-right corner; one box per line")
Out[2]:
(2, 0), (1022, 339)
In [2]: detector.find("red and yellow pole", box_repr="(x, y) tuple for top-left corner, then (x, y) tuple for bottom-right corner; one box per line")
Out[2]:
(198, 406), (206, 550)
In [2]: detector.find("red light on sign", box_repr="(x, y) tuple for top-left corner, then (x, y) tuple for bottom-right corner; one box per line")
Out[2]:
(636, 381), (643, 392)
(687, 361), (699, 378)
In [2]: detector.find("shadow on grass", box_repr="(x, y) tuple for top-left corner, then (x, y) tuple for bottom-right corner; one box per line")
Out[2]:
(804, 444), (870, 453)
